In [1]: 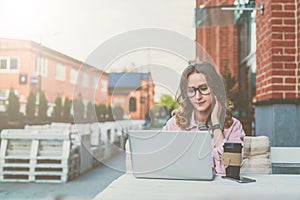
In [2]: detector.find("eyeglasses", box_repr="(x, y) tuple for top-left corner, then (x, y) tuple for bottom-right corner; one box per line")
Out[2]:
(187, 85), (210, 97)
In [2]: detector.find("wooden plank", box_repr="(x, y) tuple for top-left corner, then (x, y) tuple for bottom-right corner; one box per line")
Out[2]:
(29, 139), (38, 181)
(0, 139), (8, 159)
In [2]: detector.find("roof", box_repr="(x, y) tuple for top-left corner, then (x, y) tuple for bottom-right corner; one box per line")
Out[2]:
(108, 72), (150, 89)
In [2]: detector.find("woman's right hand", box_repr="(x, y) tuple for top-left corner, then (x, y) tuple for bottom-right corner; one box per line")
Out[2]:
(211, 96), (222, 125)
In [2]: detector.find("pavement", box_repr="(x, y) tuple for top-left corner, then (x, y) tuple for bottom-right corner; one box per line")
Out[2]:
(0, 153), (125, 200)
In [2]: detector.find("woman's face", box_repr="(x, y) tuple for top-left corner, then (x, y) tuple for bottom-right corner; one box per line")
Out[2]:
(186, 72), (212, 113)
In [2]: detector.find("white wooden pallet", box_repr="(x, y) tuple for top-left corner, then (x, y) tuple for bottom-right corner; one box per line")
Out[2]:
(0, 129), (80, 183)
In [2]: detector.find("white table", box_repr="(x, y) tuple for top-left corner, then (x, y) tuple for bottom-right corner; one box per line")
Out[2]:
(94, 173), (300, 200)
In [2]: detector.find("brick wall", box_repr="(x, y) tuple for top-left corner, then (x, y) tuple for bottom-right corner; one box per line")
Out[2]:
(196, 0), (238, 77)
(256, 0), (299, 101)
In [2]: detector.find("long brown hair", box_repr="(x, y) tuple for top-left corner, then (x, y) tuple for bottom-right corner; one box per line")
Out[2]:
(174, 62), (233, 130)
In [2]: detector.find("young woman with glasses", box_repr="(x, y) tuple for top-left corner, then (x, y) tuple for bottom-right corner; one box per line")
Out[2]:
(163, 62), (245, 174)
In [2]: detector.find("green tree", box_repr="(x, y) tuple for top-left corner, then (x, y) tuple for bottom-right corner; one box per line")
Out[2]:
(53, 96), (62, 121)
(25, 90), (36, 121)
(38, 91), (48, 121)
(63, 97), (71, 121)
(222, 67), (247, 116)
(96, 103), (106, 122)
(86, 102), (97, 122)
(106, 105), (114, 121)
(73, 97), (85, 122)
(158, 94), (178, 116)
(222, 67), (237, 102)
(7, 89), (20, 121)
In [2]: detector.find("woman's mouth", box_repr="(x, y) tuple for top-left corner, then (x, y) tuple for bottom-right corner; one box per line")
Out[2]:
(196, 101), (205, 106)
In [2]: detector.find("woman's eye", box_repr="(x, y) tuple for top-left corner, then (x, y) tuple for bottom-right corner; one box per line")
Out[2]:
(187, 88), (195, 92)
(200, 86), (208, 91)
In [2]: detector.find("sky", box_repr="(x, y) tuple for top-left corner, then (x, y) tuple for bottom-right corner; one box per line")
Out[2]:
(0, 0), (196, 101)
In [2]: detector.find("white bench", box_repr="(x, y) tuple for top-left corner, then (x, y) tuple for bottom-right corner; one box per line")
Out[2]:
(271, 147), (300, 168)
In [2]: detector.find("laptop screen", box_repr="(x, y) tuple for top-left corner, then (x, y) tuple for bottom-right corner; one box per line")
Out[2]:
(128, 130), (214, 180)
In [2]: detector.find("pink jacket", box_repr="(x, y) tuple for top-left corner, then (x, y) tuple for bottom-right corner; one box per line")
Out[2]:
(163, 116), (245, 174)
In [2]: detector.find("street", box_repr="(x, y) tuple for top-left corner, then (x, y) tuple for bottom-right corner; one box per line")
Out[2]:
(0, 153), (125, 200)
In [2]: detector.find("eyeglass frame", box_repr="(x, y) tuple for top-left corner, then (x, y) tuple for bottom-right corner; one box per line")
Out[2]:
(186, 85), (211, 97)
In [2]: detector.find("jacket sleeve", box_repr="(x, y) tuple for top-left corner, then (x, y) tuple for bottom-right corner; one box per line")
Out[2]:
(162, 117), (181, 131)
(212, 118), (246, 174)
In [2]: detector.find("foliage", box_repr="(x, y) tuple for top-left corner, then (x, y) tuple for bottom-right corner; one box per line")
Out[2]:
(222, 67), (247, 115)
(86, 102), (97, 122)
(38, 91), (48, 121)
(25, 90), (36, 121)
(7, 89), (20, 121)
(106, 105), (114, 121)
(73, 98), (85, 122)
(157, 94), (179, 116)
(95, 103), (107, 122)
(53, 96), (62, 121)
(63, 97), (71, 120)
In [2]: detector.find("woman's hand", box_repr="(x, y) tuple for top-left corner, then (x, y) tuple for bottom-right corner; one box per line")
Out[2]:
(211, 96), (225, 147)
(211, 96), (222, 125)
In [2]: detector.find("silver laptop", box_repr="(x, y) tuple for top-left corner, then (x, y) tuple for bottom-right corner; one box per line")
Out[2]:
(128, 130), (214, 181)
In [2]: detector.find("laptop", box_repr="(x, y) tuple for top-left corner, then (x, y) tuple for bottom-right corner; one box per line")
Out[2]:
(128, 130), (214, 181)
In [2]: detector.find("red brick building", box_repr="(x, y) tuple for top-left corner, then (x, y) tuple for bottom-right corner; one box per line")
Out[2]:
(195, 0), (255, 134)
(255, 0), (300, 147)
(195, 0), (239, 78)
(108, 72), (155, 120)
(0, 38), (108, 115)
(195, 0), (300, 146)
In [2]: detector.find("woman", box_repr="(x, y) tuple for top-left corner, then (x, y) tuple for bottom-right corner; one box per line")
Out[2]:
(163, 62), (245, 174)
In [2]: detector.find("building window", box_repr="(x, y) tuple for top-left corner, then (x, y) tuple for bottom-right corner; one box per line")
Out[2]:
(56, 63), (65, 81)
(0, 59), (7, 70)
(35, 56), (47, 76)
(0, 57), (19, 72)
(70, 68), (78, 84)
(129, 97), (136, 112)
(82, 72), (89, 87)
(10, 58), (18, 70)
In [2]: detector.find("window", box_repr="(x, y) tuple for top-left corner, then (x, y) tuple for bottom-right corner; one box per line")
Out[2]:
(82, 72), (89, 87)
(0, 59), (7, 69)
(0, 57), (19, 72)
(55, 63), (65, 81)
(70, 68), (78, 84)
(10, 58), (18, 70)
(129, 97), (136, 112)
(35, 56), (47, 76)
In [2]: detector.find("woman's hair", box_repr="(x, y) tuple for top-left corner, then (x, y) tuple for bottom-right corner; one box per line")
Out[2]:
(174, 62), (233, 130)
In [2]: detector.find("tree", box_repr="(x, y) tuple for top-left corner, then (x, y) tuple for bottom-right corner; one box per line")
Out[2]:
(7, 89), (20, 121)
(63, 97), (71, 121)
(25, 90), (36, 121)
(53, 96), (62, 121)
(86, 102), (97, 122)
(222, 67), (247, 116)
(96, 103), (106, 122)
(158, 94), (178, 116)
(38, 91), (48, 121)
(73, 97), (85, 122)
(106, 105), (114, 121)
(222, 67), (237, 102)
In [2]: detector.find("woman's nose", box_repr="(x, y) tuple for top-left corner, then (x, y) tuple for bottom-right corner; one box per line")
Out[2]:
(195, 90), (202, 98)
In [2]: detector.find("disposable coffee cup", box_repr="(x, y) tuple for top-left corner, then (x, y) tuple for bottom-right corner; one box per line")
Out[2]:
(221, 143), (242, 179)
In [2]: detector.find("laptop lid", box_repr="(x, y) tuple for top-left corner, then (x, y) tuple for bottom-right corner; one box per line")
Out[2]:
(128, 130), (214, 181)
